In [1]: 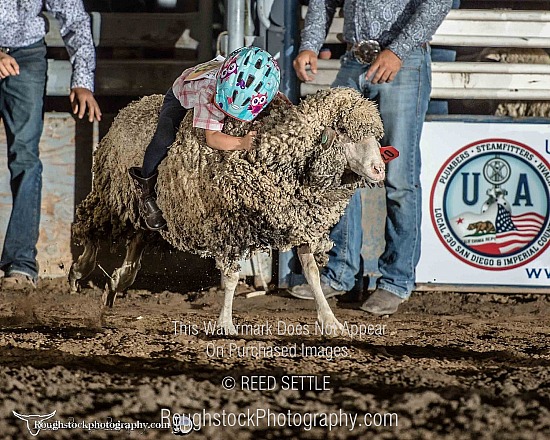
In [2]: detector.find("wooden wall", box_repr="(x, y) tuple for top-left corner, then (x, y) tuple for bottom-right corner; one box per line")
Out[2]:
(0, 114), (96, 278)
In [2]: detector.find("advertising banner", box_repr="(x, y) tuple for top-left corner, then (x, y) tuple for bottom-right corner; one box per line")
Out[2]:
(417, 121), (550, 286)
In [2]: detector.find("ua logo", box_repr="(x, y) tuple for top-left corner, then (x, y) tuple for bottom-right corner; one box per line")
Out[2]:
(13, 410), (56, 436)
(431, 138), (550, 270)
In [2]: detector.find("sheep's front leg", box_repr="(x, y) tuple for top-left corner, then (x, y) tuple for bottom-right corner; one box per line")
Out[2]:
(297, 245), (345, 336)
(103, 232), (147, 307)
(69, 240), (99, 292)
(217, 270), (239, 336)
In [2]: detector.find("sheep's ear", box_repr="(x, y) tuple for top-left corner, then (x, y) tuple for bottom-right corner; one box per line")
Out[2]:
(320, 128), (337, 150)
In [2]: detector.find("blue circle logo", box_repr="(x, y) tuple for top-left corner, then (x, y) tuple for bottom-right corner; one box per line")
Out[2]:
(430, 138), (550, 270)
(172, 414), (193, 435)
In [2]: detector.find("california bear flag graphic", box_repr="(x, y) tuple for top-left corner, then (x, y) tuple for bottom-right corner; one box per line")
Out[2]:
(451, 201), (545, 255)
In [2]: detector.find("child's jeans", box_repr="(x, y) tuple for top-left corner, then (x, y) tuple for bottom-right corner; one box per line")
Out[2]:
(142, 88), (188, 177)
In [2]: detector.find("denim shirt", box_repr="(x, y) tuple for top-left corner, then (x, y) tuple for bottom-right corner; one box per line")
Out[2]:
(300, 0), (453, 61)
(0, 0), (96, 91)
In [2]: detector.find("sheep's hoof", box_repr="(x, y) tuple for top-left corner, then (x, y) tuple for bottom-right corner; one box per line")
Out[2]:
(102, 285), (117, 308)
(68, 266), (82, 293)
(69, 278), (81, 293)
(217, 319), (238, 336)
(317, 316), (347, 337)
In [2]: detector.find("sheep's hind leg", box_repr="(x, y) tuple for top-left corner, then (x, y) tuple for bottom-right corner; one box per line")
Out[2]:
(69, 240), (99, 292)
(297, 245), (346, 337)
(217, 270), (239, 336)
(103, 231), (147, 308)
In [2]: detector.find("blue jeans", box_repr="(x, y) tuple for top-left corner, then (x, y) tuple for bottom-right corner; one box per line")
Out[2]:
(321, 46), (431, 299)
(0, 40), (47, 282)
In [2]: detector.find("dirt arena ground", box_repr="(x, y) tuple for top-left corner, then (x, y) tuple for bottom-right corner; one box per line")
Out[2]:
(0, 277), (549, 439)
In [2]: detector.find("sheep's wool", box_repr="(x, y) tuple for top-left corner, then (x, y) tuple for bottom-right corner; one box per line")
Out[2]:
(73, 88), (384, 272)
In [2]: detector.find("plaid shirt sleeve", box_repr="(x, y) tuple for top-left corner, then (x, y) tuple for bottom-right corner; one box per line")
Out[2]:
(172, 73), (226, 131)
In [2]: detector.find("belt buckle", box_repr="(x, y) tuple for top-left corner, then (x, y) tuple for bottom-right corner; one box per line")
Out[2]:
(352, 40), (381, 65)
(0, 47), (10, 54)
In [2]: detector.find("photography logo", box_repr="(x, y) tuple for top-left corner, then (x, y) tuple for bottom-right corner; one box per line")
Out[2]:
(13, 410), (56, 436)
(430, 138), (550, 270)
(172, 413), (193, 435)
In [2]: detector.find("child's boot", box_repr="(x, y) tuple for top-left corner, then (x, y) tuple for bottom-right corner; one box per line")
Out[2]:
(128, 167), (167, 230)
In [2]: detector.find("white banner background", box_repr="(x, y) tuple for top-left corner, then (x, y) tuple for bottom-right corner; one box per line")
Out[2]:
(417, 121), (550, 286)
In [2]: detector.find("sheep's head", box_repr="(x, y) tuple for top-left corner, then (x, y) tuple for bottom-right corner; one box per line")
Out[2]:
(339, 132), (385, 183)
(304, 128), (385, 189)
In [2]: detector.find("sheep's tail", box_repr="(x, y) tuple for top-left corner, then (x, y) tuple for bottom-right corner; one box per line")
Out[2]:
(72, 190), (135, 246)
(72, 192), (114, 245)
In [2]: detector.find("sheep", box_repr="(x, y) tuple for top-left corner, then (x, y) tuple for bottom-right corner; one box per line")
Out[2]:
(69, 87), (386, 336)
(478, 48), (550, 117)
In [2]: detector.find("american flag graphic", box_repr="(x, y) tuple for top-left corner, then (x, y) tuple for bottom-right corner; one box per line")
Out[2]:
(470, 204), (546, 255)
(495, 204), (516, 233)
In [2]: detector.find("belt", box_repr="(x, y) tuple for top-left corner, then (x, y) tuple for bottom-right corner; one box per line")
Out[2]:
(346, 40), (381, 64)
(346, 41), (427, 64)
(0, 40), (46, 54)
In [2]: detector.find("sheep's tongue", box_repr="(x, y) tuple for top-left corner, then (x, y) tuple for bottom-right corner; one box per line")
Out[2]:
(380, 146), (399, 163)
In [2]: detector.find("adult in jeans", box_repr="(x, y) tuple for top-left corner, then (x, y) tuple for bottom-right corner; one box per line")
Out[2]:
(291, 0), (452, 315)
(0, 0), (101, 288)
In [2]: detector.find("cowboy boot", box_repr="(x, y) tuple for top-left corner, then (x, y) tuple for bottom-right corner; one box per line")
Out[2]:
(128, 167), (167, 230)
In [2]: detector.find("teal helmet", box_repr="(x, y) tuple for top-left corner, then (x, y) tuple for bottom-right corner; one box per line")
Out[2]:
(214, 46), (280, 122)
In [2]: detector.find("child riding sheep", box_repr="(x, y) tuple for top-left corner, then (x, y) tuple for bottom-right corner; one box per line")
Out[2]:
(129, 46), (281, 230)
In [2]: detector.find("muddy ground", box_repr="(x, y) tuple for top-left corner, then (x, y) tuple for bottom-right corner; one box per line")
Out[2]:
(0, 277), (549, 440)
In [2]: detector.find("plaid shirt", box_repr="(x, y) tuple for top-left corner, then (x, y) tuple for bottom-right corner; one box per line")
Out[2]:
(172, 67), (226, 131)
